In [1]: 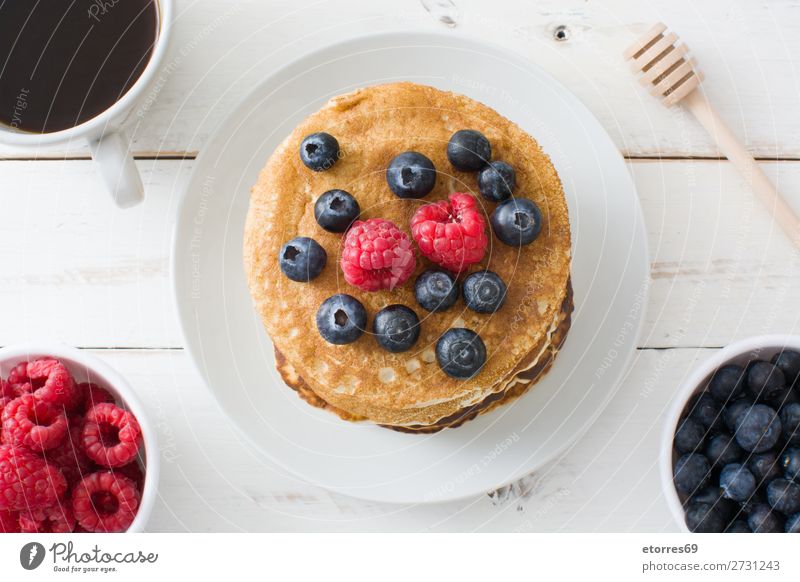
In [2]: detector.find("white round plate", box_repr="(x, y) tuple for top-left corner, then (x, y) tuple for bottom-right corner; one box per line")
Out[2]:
(172, 32), (649, 504)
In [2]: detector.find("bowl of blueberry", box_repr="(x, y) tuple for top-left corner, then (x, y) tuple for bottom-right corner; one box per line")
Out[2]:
(663, 335), (800, 533)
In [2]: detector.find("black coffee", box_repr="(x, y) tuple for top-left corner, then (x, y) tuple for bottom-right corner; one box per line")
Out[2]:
(0, 0), (158, 133)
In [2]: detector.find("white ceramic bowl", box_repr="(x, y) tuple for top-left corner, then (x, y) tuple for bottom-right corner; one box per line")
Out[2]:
(661, 334), (800, 532)
(0, 343), (158, 532)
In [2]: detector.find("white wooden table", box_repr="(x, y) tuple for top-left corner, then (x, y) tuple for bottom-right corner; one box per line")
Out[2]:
(2, 0), (800, 532)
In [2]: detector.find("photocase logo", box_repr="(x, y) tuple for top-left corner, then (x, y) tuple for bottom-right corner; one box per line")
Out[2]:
(20, 542), (46, 570)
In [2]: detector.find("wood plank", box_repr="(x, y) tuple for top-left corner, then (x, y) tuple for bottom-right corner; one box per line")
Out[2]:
(1, 158), (799, 349)
(1, 0), (799, 159)
(93, 345), (708, 531)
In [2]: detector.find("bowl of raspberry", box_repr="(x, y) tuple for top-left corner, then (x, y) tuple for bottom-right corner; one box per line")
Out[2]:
(0, 344), (157, 533)
(662, 335), (800, 533)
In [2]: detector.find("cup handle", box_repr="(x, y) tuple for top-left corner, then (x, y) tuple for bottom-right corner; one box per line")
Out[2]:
(88, 131), (144, 208)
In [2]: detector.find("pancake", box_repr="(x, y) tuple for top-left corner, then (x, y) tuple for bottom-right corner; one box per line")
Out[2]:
(244, 82), (572, 430)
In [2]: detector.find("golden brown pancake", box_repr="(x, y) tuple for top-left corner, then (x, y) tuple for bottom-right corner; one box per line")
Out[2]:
(244, 82), (572, 430)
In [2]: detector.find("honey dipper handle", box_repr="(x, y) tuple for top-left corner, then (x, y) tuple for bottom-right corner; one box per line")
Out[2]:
(683, 90), (800, 248)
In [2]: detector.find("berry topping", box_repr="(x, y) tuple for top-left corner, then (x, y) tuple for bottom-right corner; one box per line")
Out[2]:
(299, 132), (340, 171)
(82, 403), (142, 468)
(316, 294), (367, 345)
(462, 270), (507, 314)
(490, 197), (543, 247)
(708, 364), (747, 403)
(478, 161), (515, 202)
(446, 129), (491, 171)
(410, 193), (488, 273)
(1, 394), (68, 451)
(385, 151), (436, 199)
(19, 504), (75, 533)
(720, 463), (756, 501)
(340, 218), (415, 291)
(72, 471), (140, 533)
(279, 236), (327, 282)
(746, 360), (786, 401)
(314, 189), (360, 232)
(414, 269), (459, 313)
(435, 328), (487, 379)
(771, 350), (800, 386)
(734, 404), (782, 452)
(372, 305), (421, 353)
(673, 452), (711, 494)
(0, 444), (67, 511)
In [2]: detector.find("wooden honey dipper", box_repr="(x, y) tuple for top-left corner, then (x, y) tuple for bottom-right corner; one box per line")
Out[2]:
(625, 23), (800, 247)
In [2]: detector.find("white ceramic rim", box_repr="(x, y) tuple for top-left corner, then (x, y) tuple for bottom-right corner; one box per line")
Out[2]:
(0, 343), (158, 532)
(0, 0), (174, 144)
(660, 334), (800, 532)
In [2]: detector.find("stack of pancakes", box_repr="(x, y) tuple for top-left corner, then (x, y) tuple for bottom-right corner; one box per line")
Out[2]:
(243, 82), (572, 433)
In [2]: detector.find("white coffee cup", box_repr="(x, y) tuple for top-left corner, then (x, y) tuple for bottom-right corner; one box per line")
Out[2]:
(0, 0), (173, 208)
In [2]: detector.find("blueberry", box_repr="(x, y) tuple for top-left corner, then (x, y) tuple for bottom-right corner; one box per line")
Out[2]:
(491, 198), (543, 247)
(772, 349), (800, 386)
(720, 463), (757, 502)
(478, 161), (516, 202)
(725, 398), (753, 431)
(708, 364), (747, 403)
(734, 404), (782, 452)
(385, 151), (436, 198)
(766, 478), (800, 515)
(746, 360), (786, 401)
(747, 452), (783, 486)
(684, 502), (725, 533)
(740, 490), (766, 515)
(786, 512), (800, 533)
(414, 270), (459, 313)
(279, 236), (327, 282)
(726, 520), (751, 533)
(780, 402), (800, 445)
(782, 447), (800, 481)
(315, 294), (367, 345)
(688, 392), (725, 433)
(436, 328), (486, 379)
(675, 418), (706, 454)
(446, 129), (491, 171)
(764, 387), (800, 411)
(462, 271), (507, 314)
(314, 189), (360, 232)
(705, 433), (743, 467)
(300, 132), (340, 171)
(688, 486), (737, 520)
(372, 305), (420, 353)
(747, 503), (784, 532)
(673, 453), (712, 495)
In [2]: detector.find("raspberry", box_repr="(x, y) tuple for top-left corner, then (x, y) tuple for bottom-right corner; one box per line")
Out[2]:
(0, 510), (20, 533)
(72, 471), (140, 532)
(340, 218), (416, 291)
(82, 403), (142, 468)
(1, 394), (68, 451)
(410, 192), (488, 273)
(0, 444), (67, 511)
(75, 382), (115, 415)
(42, 422), (95, 488)
(27, 359), (78, 408)
(0, 379), (14, 400)
(19, 503), (75, 533)
(113, 462), (144, 491)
